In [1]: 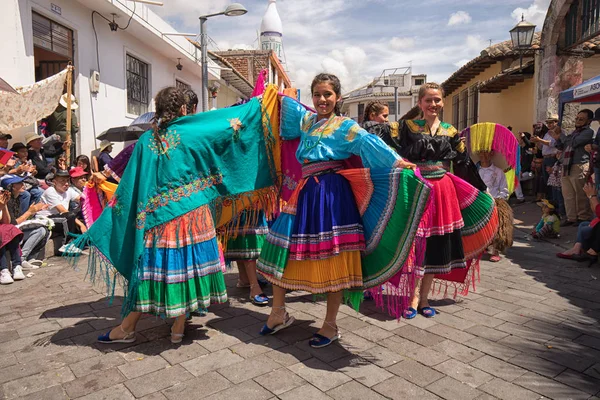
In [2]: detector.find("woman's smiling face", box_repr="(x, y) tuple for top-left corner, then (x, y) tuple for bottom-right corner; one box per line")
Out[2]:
(312, 82), (339, 120)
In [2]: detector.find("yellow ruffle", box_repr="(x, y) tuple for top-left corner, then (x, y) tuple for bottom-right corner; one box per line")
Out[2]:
(275, 251), (363, 293)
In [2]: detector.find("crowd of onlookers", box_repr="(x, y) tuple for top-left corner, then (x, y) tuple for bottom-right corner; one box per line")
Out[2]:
(513, 109), (600, 265)
(0, 117), (114, 284)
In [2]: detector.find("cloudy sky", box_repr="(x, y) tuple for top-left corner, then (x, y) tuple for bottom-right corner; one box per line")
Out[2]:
(155, 0), (550, 100)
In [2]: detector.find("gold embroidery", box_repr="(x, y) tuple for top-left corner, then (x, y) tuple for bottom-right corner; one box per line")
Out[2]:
(390, 122), (399, 138)
(346, 124), (360, 141)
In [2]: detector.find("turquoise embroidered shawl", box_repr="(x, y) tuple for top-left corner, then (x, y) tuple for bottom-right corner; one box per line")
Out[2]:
(70, 98), (276, 313)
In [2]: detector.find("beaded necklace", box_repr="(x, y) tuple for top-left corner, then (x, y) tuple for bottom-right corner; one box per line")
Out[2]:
(304, 114), (336, 150)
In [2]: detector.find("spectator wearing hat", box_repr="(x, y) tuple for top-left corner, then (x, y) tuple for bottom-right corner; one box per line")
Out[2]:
(0, 132), (12, 150)
(26, 132), (71, 180)
(7, 142), (43, 214)
(0, 189), (25, 285)
(47, 94), (79, 144)
(68, 167), (87, 212)
(97, 140), (114, 172)
(37, 169), (84, 240)
(532, 115), (560, 200)
(555, 109), (594, 226)
(3, 176), (49, 270)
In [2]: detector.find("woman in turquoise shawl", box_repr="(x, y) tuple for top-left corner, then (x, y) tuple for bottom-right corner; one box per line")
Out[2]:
(68, 87), (278, 344)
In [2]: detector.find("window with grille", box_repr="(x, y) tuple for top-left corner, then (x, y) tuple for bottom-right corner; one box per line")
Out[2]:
(467, 85), (479, 127)
(452, 95), (459, 128)
(126, 54), (149, 116)
(32, 12), (73, 59)
(414, 78), (425, 85)
(563, 0), (600, 48)
(357, 103), (365, 124)
(387, 102), (397, 118)
(458, 90), (468, 131)
(582, 0), (600, 40)
(176, 80), (190, 90)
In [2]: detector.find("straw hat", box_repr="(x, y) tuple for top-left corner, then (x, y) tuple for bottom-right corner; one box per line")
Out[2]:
(546, 114), (559, 122)
(59, 94), (79, 110)
(99, 140), (113, 152)
(25, 132), (44, 145)
(536, 199), (555, 210)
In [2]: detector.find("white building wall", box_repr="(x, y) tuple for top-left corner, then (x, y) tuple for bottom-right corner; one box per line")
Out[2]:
(1, 0), (239, 160)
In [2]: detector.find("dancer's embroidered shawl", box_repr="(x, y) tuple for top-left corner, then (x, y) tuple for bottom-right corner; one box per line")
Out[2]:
(70, 97), (277, 312)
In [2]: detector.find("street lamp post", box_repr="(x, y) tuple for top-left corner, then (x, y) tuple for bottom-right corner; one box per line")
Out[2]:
(199, 3), (247, 112)
(509, 14), (537, 71)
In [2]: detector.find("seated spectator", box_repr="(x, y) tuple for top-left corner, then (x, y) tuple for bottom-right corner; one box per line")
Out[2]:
(68, 167), (87, 212)
(531, 199), (560, 239)
(26, 132), (71, 181)
(0, 189), (25, 285)
(37, 170), (85, 241)
(3, 176), (50, 269)
(557, 182), (600, 261)
(0, 132), (12, 150)
(97, 140), (114, 172)
(8, 142), (43, 213)
(73, 155), (92, 174)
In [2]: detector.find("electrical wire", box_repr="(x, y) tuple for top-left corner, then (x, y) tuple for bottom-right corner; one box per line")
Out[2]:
(91, 11), (110, 73)
(90, 1), (137, 72)
(117, 1), (136, 31)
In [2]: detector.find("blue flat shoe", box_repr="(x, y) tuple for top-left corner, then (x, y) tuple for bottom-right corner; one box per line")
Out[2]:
(418, 307), (437, 318)
(259, 313), (295, 335)
(309, 332), (340, 348)
(404, 307), (418, 319)
(97, 327), (136, 344)
(251, 293), (269, 306)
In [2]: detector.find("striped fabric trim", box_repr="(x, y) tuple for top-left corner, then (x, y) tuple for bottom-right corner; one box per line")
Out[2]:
(301, 160), (345, 178)
(140, 262), (224, 284)
(417, 220), (465, 237)
(364, 170), (401, 254)
(258, 274), (363, 293)
(135, 293), (228, 318)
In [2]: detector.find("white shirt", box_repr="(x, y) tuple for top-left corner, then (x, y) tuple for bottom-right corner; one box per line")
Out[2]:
(479, 164), (509, 200)
(541, 132), (558, 156)
(38, 187), (77, 217)
(68, 186), (82, 198)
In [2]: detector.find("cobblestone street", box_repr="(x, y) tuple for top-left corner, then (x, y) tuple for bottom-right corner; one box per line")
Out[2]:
(1, 203), (600, 399)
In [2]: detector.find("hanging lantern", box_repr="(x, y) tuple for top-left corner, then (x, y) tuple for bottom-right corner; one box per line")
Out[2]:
(510, 14), (536, 50)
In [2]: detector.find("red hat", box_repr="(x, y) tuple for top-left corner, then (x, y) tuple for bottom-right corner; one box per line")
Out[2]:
(69, 166), (88, 178)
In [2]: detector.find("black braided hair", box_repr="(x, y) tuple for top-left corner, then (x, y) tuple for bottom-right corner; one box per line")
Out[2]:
(182, 88), (198, 115)
(363, 101), (387, 122)
(311, 73), (342, 116)
(152, 87), (185, 153)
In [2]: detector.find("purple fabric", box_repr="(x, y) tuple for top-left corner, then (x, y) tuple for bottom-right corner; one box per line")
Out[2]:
(105, 142), (136, 180)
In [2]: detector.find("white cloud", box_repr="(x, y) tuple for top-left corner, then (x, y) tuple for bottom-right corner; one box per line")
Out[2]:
(466, 35), (488, 52)
(157, 1), (548, 103)
(389, 37), (415, 50)
(512, 0), (551, 28)
(448, 11), (472, 26)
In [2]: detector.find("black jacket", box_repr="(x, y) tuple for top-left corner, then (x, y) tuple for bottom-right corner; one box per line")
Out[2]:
(28, 146), (64, 179)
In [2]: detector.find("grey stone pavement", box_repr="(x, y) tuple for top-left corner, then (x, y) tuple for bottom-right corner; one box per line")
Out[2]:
(1, 202), (600, 400)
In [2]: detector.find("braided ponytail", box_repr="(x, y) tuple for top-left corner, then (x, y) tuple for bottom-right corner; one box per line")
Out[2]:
(152, 87), (185, 154)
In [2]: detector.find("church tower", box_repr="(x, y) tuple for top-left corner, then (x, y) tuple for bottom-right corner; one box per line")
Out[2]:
(260, 0), (284, 63)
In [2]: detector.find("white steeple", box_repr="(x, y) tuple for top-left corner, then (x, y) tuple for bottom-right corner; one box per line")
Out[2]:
(260, 0), (284, 62)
